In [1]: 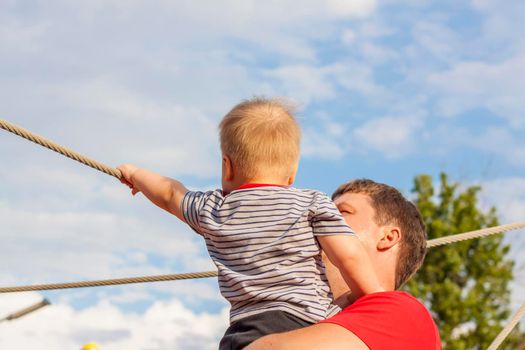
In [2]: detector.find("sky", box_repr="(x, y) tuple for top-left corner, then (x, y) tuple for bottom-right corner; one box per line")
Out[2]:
(0, 0), (524, 348)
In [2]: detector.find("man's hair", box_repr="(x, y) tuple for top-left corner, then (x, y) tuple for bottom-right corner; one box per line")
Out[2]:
(332, 179), (427, 289)
(219, 97), (301, 180)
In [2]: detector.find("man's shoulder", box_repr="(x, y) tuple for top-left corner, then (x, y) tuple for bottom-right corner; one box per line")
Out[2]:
(362, 290), (422, 305)
(349, 291), (431, 318)
(323, 291), (441, 350)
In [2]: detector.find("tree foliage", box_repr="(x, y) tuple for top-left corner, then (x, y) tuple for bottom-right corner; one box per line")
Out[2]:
(405, 173), (519, 349)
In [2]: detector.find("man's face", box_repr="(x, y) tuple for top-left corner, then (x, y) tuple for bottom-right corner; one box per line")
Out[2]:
(323, 191), (385, 300)
(334, 191), (381, 253)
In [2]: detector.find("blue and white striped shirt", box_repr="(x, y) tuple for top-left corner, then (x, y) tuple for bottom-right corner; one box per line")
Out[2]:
(181, 185), (355, 324)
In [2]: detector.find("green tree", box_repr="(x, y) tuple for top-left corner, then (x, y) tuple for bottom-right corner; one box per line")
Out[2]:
(405, 173), (519, 349)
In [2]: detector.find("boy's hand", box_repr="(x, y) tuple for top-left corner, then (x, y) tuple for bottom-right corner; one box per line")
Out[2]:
(117, 164), (141, 195)
(115, 164), (188, 221)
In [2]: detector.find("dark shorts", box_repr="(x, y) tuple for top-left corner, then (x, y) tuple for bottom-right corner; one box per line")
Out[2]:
(219, 310), (313, 350)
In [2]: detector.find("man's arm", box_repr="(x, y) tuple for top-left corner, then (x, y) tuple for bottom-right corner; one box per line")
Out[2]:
(245, 323), (370, 350)
(118, 164), (188, 222)
(318, 235), (383, 299)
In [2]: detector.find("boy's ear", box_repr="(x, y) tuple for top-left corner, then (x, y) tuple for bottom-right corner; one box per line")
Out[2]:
(287, 162), (299, 185)
(222, 154), (234, 181)
(287, 172), (296, 186)
(377, 226), (401, 251)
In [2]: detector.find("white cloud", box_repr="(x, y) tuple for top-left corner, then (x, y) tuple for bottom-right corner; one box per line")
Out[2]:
(470, 0), (525, 46)
(428, 55), (525, 128)
(341, 29), (357, 45)
(415, 1), (525, 131)
(301, 111), (348, 160)
(411, 20), (461, 62)
(479, 177), (525, 224)
(359, 20), (396, 39)
(430, 126), (525, 167)
(0, 0), (377, 64)
(473, 128), (525, 166)
(352, 115), (424, 158)
(359, 41), (399, 64)
(0, 19), (49, 53)
(35, 77), (223, 177)
(0, 292), (229, 350)
(299, 97), (427, 161)
(331, 62), (391, 102)
(264, 59), (396, 107)
(325, 0), (377, 18)
(266, 65), (337, 105)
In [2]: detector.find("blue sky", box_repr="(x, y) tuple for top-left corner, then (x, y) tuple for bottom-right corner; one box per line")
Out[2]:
(1, 0), (524, 348)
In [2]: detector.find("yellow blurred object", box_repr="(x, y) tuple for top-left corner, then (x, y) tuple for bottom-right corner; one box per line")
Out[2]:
(81, 343), (100, 350)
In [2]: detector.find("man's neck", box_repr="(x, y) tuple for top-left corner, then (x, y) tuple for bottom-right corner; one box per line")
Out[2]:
(374, 256), (397, 291)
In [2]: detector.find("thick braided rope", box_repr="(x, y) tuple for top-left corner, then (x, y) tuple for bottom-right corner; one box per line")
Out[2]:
(0, 119), (121, 179)
(487, 301), (525, 350)
(427, 221), (525, 248)
(0, 271), (218, 293)
(0, 221), (523, 293)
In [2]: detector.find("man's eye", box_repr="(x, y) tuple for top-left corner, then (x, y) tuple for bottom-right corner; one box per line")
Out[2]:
(340, 210), (353, 215)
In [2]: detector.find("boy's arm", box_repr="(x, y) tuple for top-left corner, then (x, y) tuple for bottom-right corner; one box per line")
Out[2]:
(317, 235), (384, 299)
(322, 252), (353, 309)
(118, 164), (188, 222)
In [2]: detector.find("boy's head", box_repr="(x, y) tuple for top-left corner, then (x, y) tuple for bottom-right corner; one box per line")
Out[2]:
(219, 97), (301, 188)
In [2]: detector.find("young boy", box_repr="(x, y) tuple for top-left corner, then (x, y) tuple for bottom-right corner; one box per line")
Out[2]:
(118, 98), (383, 350)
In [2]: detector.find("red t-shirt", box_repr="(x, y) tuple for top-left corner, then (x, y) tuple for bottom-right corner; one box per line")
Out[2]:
(320, 291), (441, 350)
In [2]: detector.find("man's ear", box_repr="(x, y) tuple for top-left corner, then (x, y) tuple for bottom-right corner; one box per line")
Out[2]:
(222, 154), (234, 181)
(377, 226), (401, 251)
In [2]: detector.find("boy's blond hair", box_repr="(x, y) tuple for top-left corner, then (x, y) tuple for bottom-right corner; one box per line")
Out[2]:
(219, 97), (301, 181)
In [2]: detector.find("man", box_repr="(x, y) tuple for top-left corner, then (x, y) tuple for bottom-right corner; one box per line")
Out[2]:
(246, 179), (441, 350)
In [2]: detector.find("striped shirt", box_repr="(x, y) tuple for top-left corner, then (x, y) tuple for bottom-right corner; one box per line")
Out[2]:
(181, 185), (355, 324)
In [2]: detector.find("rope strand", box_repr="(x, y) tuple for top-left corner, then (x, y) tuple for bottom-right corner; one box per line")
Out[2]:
(427, 221), (525, 248)
(0, 119), (121, 179)
(0, 221), (523, 293)
(0, 271), (218, 293)
(487, 301), (525, 350)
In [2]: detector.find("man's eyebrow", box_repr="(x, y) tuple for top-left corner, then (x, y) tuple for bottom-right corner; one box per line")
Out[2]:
(337, 203), (356, 211)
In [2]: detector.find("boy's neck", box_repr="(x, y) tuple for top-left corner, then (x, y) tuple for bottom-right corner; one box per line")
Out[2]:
(221, 154), (298, 194)
(223, 176), (292, 194)
(245, 175), (291, 186)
